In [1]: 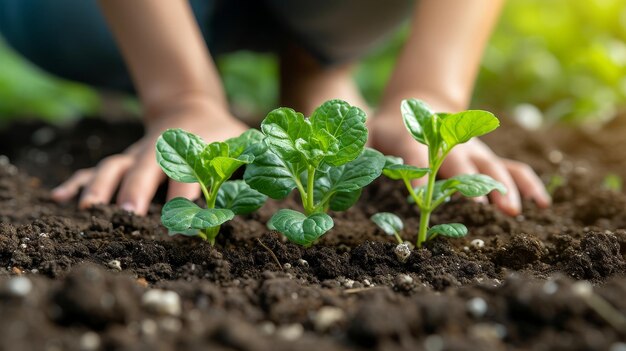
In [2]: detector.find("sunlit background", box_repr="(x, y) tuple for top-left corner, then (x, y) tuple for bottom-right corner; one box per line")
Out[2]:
(0, 0), (624, 126)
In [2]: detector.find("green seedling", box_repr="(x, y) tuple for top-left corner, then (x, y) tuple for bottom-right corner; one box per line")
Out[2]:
(602, 173), (622, 192)
(546, 174), (565, 196)
(156, 128), (267, 244)
(373, 99), (506, 248)
(244, 99), (385, 246)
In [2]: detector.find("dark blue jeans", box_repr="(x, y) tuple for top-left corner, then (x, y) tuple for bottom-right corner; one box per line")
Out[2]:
(0, 0), (413, 91)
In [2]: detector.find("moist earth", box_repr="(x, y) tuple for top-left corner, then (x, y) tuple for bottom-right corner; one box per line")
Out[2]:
(0, 116), (625, 350)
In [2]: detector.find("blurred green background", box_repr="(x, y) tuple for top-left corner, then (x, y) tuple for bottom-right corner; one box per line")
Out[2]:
(0, 0), (625, 125)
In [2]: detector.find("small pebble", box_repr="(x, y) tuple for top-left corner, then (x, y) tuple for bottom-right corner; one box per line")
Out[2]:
(0, 155), (9, 166)
(141, 319), (158, 336)
(159, 317), (182, 333)
(31, 127), (56, 146)
(5, 276), (33, 297)
(19, 243), (27, 249)
(11, 267), (22, 275)
(136, 277), (149, 288)
(277, 323), (304, 341)
(512, 103), (543, 130)
(343, 279), (355, 289)
(571, 281), (593, 298)
(542, 280), (558, 295)
(39, 233), (48, 238)
(313, 306), (345, 332)
(107, 260), (122, 271)
(258, 321), (276, 335)
(424, 334), (444, 351)
(515, 215), (525, 222)
(610, 342), (626, 351)
(394, 243), (411, 263)
(363, 279), (372, 287)
(548, 150), (564, 164)
(470, 239), (485, 249)
(142, 289), (182, 316)
(297, 259), (309, 267)
(469, 323), (507, 340)
(79, 331), (100, 351)
(283, 263), (292, 270)
(466, 297), (488, 318)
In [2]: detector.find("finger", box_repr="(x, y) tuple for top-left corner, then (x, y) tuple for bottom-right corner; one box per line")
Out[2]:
(472, 155), (521, 216)
(167, 180), (201, 201)
(503, 159), (551, 208)
(116, 153), (164, 215)
(440, 153), (487, 204)
(51, 169), (94, 202)
(79, 155), (133, 209)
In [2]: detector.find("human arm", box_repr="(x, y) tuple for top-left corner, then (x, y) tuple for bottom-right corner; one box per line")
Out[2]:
(371, 0), (550, 215)
(52, 0), (248, 215)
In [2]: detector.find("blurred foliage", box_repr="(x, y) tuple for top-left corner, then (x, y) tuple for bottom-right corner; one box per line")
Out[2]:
(1, 0), (625, 124)
(0, 38), (100, 122)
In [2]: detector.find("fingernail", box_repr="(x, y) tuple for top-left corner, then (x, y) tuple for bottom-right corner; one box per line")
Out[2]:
(120, 202), (136, 213)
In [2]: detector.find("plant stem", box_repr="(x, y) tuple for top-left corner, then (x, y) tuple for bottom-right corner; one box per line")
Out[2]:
(417, 164), (438, 247)
(202, 226), (220, 245)
(393, 231), (404, 245)
(201, 180), (223, 245)
(305, 165), (316, 214)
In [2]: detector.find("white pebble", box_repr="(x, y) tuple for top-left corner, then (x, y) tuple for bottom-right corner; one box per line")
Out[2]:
(470, 239), (485, 249)
(39, 233), (48, 238)
(571, 281), (593, 298)
(141, 319), (158, 336)
(343, 279), (355, 289)
(19, 243), (27, 249)
(424, 335), (444, 351)
(512, 103), (543, 130)
(107, 260), (122, 271)
(277, 323), (303, 341)
(398, 274), (413, 284)
(394, 243), (411, 263)
(79, 332), (100, 351)
(283, 263), (292, 270)
(548, 150), (564, 164)
(542, 281), (558, 295)
(466, 297), (488, 318)
(313, 306), (345, 332)
(258, 321), (276, 335)
(142, 289), (182, 316)
(297, 259), (309, 267)
(363, 279), (372, 287)
(5, 277), (33, 297)
(610, 342), (626, 351)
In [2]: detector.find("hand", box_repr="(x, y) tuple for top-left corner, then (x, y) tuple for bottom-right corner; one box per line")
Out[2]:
(369, 112), (551, 216)
(51, 99), (249, 215)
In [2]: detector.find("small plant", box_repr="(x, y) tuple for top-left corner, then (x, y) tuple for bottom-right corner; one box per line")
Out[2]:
(372, 99), (506, 248)
(244, 99), (385, 246)
(156, 128), (267, 244)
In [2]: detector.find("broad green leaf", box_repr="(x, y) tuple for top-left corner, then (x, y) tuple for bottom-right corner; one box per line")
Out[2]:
(443, 174), (507, 197)
(440, 110), (499, 149)
(401, 98), (434, 145)
(384, 155), (404, 167)
(371, 212), (404, 236)
(244, 142), (305, 199)
(314, 148), (385, 195)
(310, 99), (368, 166)
(267, 209), (334, 246)
(225, 129), (264, 158)
(295, 129), (339, 167)
(161, 197), (234, 233)
(156, 129), (210, 184)
(328, 189), (362, 211)
(216, 180), (267, 215)
(261, 107), (312, 162)
(383, 164), (429, 181)
(427, 223), (468, 239)
(209, 154), (253, 181)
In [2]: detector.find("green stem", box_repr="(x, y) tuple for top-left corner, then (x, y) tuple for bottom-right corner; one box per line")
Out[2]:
(201, 226), (220, 245)
(393, 231), (404, 245)
(403, 178), (422, 206)
(417, 161), (440, 247)
(305, 165), (316, 215)
(201, 180), (223, 245)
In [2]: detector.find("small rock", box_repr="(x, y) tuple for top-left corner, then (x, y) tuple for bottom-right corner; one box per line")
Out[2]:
(343, 279), (355, 288)
(159, 317), (182, 333)
(283, 263), (292, 270)
(39, 233), (49, 238)
(5, 277), (33, 297)
(258, 321), (276, 335)
(277, 323), (304, 341)
(19, 243), (27, 249)
(79, 331), (100, 351)
(313, 306), (345, 332)
(610, 342), (626, 351)
(297, 259), (309, 267)
(136, 277), (149, 288)
(107, 260), (122, 271)
(11, 267), (22, 275)
(394, 243), (411, 263)
(571, 281), (593, 298)
(31, 127), (56, 146)
(363, 279), (372, 287)
(424, 334), (444, 351)
(469, 323), (507, 340)
(542, 280), (558, 295)
(470, 239), (485, 249)
(466, 297), (488, 318)
(548, 150), (564, 164)
(394, 274), (414, 291)
(141, 319), (158, 336)
(142, 289), (182, 316)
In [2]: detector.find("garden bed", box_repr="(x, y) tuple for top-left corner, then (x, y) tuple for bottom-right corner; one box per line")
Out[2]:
(1, 115), (625, 350)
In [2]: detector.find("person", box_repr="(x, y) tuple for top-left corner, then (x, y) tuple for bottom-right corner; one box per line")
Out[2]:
(0, 0), (550, 216)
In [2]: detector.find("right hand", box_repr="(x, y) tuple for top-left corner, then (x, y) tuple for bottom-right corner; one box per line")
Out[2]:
(51, 99), (249, 215)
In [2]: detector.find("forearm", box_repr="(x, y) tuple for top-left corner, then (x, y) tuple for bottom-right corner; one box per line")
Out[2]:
(380, 0), (503, 113)
(98, 0), (227, 119)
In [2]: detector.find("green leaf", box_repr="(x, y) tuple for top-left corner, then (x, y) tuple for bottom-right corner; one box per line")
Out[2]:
(371, 212), (404, 236)
(383, 164), (429, 181)
(384, 155), (404, 167)
(443, 174), (507, 197)
(261, 107), (312, 162)
(268, 209), (334, 246)
(244, 142), (305, 199)
(216, 180), (267, 215)
(315, 148), (385, 195)
(156, 129), (210, 184)
(440, 110), (500, 149)
(401, 99), (434, 145)
(328, 189), (362, 211)
(427, 223), (468, 239)
(161, 197), (234, 234)
(310, 99), (368, 166)
(209, 154), (253, 181)
(225, 129), (265, 158)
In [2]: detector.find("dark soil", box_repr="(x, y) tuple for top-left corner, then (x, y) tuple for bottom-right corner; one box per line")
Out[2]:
(1, 116), (626, 351)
